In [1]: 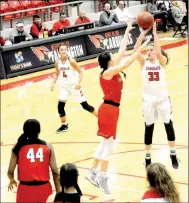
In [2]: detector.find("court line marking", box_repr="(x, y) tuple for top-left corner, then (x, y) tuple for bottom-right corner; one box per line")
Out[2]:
(1, 75), (188, 134)
(0, 39), (188, 91)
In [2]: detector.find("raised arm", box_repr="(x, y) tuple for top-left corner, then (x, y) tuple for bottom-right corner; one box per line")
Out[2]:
(114, 21), (135, 65)
(103, 37), (151, 77)
(134, 27), (151, 67)
(153, 22), (167, 67)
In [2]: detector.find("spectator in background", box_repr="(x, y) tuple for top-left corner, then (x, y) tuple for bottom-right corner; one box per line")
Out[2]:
(30, 15), (49, 39)
(99, 2), (119, 26)
(146, 0), (168, 32)
(114, 0), (132, 22)
(52, 12), (71, 34)
(75, 10), (91, 25)
(0, 36), (5, 46)
(141, 163), (180, 202)
(9, 21), (32, 44)
(171, 1), (187, 27)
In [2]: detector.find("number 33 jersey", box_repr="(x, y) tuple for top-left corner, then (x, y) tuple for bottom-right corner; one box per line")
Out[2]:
(17, 139), (50, 182)
(142, 59), (168, 97)
(58, 58), (79, 86)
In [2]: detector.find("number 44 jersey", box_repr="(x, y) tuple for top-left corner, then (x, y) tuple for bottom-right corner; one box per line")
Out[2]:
(17, 139), (50, 182)
(142, 59), (168, 97)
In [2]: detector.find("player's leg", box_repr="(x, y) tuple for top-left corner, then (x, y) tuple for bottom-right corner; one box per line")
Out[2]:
(142, 98), (157, 168)
(72, 87), (97, 117)
(56, 87), (70, 133)
(86, 138), (104, 187)
(96, 137), (116, 194)
(157, 97), (179, 169)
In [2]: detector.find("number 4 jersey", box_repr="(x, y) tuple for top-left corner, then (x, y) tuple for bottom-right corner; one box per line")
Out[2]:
(142, 59), (168, 97)
(17, 139), (51, 182)
(58, 57), (79, 86)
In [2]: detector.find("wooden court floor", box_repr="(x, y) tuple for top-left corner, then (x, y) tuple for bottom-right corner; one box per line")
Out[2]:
(1, 32), (188, 202)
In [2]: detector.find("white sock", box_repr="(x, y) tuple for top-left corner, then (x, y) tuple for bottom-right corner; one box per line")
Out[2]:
(62, 121), (67, 125)
(145, 150), (151, 159)
(170, 147), (176, 155)
(91, 168), (98, 174)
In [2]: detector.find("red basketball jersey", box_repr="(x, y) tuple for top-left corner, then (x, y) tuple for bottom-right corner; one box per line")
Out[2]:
(100, 74), (123, 104)
(18, 141), (51, 182)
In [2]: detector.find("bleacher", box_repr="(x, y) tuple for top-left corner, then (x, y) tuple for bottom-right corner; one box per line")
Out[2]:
(0, 1), (147, 39)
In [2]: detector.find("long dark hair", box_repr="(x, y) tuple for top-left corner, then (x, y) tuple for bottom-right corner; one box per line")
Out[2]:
(147, 163), (180, 202)
(98, 51), (126, 78)
(13, 119), (40, 155)
(60, 163), (82, 195)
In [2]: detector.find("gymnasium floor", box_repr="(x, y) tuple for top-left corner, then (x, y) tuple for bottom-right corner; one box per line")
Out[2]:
(1, 31), (188, 202)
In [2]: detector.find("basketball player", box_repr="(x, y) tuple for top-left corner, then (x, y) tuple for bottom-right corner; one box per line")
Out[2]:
(86, 21), (151, 194)
(7, 119), (60, 203)
(46, 163), (88, 202)
(50, 45), (97, 133)
(134, 22), (179, 169)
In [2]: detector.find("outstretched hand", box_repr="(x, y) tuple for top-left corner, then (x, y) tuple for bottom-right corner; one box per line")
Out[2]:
(126, 20), (135, 33)
(141, 36), (152, 48)
(141, 26), (152, 36)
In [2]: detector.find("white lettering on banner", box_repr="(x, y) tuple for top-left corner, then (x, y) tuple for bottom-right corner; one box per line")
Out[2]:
(68, 45), (84, 58)
(10, 62), (32, 70)
(99, 33), (133, 50)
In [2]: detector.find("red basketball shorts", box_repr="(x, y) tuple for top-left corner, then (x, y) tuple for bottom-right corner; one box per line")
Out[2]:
(97, 103), (119, 139)
(16, 182), (52, 203)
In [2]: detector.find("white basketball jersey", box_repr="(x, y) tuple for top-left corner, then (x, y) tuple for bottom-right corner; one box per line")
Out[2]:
(142, 59), (168, 97)
(58, 57), (79, 85)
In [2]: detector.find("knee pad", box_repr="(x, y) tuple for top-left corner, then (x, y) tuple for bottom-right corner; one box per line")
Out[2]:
(58, 101), (66, 117)
(94, 144), (104, 160)
(164, 120), (175, 141)
(101, 145), (114, 162)
(144, 123), (154, 145)
(80, 101), (94, 113)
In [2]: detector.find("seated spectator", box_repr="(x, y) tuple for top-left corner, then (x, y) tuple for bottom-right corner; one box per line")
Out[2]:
(75, 10), (91, 25)
(99, 2), (119, 26)
(30, 15), (49, 39)
(146, 0), (168, 32)
(9, 21), (32, 44)
(114, 0), (132, 22)
(46, 163), (88, 202)
(52, 12), (71, 34)
(156, 1), (175, 26)
(0, 36), (5, 46)
(171, 0), (187, 27)
(141, 163), (180, 202)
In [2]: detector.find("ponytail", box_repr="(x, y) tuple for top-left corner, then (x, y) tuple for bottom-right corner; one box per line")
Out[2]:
(161, 49), (169, 65)
(13, 133), (28, 155)
(74, 183), (82, 196)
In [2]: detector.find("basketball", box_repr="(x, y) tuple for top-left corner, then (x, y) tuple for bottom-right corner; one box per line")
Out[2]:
(137, 11), (154, 30)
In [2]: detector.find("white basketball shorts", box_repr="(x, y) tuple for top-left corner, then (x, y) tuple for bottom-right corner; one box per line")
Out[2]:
(59, 84), (86, 103)
(142, 94), (172, 125)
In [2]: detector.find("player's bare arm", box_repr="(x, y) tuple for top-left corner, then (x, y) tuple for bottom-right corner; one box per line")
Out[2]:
(7, 148), (17, 191)
(114, 21), (135, 65)
(70, 58), (83, 90)
(48, 143), (60, 192)
(134, 27), (151, 68)
(153, 22), (167, 67)
(51, 61), (60, 91)
(104, 37), (151, 78)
